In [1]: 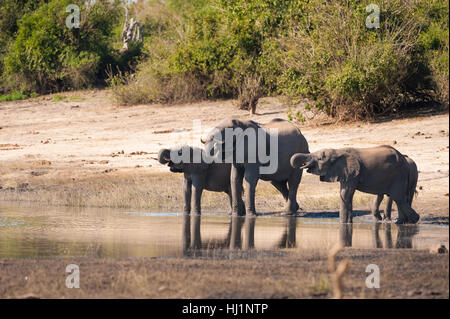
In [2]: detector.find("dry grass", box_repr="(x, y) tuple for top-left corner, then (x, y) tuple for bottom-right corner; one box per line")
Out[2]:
(0, 169), (373, 213)
(0, 249), (447, 299)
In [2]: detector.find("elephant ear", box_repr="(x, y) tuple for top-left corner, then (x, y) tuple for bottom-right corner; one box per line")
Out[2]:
(324, 153), (360, 182)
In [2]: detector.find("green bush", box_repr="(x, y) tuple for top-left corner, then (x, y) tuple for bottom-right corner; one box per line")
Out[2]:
(55, 0), (449, 117)
(418, 0), (449, 104)
(1, 0), (448, 115)
(0, 91), (28, 102)
(1, 0), (137, 93)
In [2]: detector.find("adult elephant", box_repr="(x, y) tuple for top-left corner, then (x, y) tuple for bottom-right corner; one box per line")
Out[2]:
(290, 146), (420, 224)
(372, 155), (418, 221)
(201, 118), (309, 216)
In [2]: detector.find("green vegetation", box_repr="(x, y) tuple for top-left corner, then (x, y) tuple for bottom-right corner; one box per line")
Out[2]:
(0, 0), (141, 94)
(111, 0), (448, 118)
(0, 91), (28, 102)
(0, 0), (448, 118)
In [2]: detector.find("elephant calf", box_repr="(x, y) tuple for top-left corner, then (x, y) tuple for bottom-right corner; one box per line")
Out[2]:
(158, 146), (245, 215)
(290, 146), (420, 224)
(372, 155), (418, 221)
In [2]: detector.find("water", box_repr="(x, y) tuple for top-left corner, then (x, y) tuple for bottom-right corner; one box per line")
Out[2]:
(0, 204), (448, 259)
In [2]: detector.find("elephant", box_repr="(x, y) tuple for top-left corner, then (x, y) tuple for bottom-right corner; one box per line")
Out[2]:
(290, 145), (420, 224)
(201, 118), (309, 216)
(158, 145), (245, 215)
(371, 155), (418, 221)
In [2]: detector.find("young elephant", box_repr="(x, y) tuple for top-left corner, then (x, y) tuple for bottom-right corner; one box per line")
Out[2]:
(158, 146), (245, 215)
(290, 146), (420, 224)
(372, 155), (418, 221)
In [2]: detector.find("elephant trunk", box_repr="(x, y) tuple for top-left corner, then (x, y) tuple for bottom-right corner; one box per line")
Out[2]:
(158, 148), (171, 164)
(290, 153), (313, 169)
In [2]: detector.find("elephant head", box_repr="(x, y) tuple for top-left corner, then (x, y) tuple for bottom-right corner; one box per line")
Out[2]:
(158, 146), (208, 173)
(200, 118), (262, 163)
(290, 149), (360, 182)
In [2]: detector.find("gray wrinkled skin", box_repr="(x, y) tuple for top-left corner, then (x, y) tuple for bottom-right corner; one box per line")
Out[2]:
(201, 118), (309, 216)
(372, 155), (418, 221)
(158, 146), (244, 215)
(290, 146), (420, 224)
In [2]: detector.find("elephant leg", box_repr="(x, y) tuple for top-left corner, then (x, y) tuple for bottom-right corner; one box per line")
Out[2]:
(225, 190), (245, 216)
(384, 197), (393, 221)
(286, 170), (302, 214)
(231, 165), (245, 216)
(371, 194), (384, 222)
(271, 180), (294, 214)
(339, 182), (356, 223)
(394, 199), (420, 224)
(191, 176), (204, 215)
(390, 180), (420, 224)
(244, 164), (259, 215)
(271, 180), (289, 202)
(225, 190), (232, 215)
(183, 178), (192, 214)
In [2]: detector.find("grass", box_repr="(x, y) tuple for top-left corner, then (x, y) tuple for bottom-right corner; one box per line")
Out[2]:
(52, 94), (64, 102)
(0, 91), (28, 102)
(0, 168), (373, 213)
(0, 249), (447, 298)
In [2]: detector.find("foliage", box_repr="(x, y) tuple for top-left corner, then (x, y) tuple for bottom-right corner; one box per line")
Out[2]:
(113, 0), (448, 117)
(0, 0), (447, 117)
(0, 91), (28, 102)
(1, 0), (141, 93)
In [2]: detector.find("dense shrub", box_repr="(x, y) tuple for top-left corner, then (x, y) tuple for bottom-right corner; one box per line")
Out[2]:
(1, 0), (447, 117)
(0, 0), (50, 91)
(1, 0), (142, 93)
(112, 0), (448, 117)
(418, 0), (449, 104)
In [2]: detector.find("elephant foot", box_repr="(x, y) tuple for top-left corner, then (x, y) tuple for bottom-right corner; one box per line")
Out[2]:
(373, 212), (383, 222)
(233, 211), (246, 217)
(283, 202), (299, 215)
(281, 211), (297, 216)
(408, 213), (420, 224)
(395, 218), (407, 225)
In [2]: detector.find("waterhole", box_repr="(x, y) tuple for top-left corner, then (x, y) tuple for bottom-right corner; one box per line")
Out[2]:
(0, 204), (448, 259)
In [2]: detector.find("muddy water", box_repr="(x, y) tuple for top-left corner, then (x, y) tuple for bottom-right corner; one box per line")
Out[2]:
(0, 204), (448, 259)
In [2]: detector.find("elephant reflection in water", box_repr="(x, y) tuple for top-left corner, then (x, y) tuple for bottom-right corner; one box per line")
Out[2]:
(373, 223), (419, 249)
(182, 215), (298, 255)
(182, 215), (256, 255)
(340, 223), (419, 249)
(276, 216), (297, 248)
